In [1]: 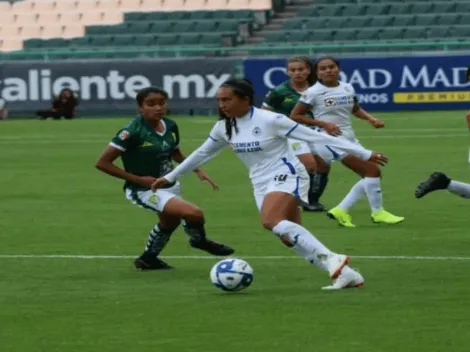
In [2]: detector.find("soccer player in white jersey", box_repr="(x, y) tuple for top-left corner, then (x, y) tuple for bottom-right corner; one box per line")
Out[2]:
(262, 57), (328, 212)
(151, 79), (389, 290)
(290, 56), (404, 227)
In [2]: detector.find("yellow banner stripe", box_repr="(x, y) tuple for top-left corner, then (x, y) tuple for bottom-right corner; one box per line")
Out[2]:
(393, 91), (470, 103)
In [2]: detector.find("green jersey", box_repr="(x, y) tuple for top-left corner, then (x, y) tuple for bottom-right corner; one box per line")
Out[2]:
(263, 81), (313, 117)
(110, 115), (180, 191)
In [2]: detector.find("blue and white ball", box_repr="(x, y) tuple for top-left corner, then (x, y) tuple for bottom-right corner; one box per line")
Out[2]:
(210, 258), (254, 292)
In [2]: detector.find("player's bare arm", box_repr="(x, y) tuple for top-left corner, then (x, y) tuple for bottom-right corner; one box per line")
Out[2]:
(171, 148), (219, 190)
(290, 102), (341, 136)
(95, 145), (155, 188)
(351, 98), (384, 128)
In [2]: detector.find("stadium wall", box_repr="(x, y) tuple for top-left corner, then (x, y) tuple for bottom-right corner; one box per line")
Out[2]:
(0, 55), (469, 116)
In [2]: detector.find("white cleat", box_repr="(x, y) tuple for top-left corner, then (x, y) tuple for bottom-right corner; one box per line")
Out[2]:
(325, 253), (351, 279)
(322, 266), (365, 291)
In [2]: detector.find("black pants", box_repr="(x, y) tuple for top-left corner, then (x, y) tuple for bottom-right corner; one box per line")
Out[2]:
(36, 110), (74, 120)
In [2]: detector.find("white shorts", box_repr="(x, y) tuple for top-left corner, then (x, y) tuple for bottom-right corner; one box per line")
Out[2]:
(288, 139), (311, 156)
(313, 129), (368, 164)
(253, 170), (309, 211)
(125, 182), (181, 213)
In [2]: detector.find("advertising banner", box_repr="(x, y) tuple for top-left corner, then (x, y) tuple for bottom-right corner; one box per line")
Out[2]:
(0, 58), (238, 114)
(243, 55), (470, 111)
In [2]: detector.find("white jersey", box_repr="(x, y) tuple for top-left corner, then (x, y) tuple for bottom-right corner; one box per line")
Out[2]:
(163, 108), (372, 190)
(299, 81), (356, 129)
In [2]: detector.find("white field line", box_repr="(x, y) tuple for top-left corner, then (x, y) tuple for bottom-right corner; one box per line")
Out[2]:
(0, 254), (469, 261)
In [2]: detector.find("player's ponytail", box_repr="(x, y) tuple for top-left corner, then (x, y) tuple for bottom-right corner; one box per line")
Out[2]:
(218, 79), (254, 140)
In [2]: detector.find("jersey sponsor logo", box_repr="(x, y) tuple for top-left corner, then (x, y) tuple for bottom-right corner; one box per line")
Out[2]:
(119, 130), (130, 140)
(283, 97), (293, 103)
(230, 141), (262, 153)
(324, 95), (354, 107)
(252, 127), (262, 136)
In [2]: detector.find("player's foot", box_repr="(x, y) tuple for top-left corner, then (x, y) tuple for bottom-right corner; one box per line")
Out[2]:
(324, 253), (351, 279)
(322, 266), (364, 290)
(415, 172), (451, 199)
(134, 255), (174, 270)
(371, 209), (405, 225)
(190, 238), (234, 256)
(327, 207), (356, 227)
(302, 201), (326, 212)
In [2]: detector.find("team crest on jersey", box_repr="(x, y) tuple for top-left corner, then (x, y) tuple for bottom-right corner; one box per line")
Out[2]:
(119, 130), (130, 140)
(324, 98), (336, 107)
(140, 141), (153, 147)
(148, 195), (159, 205)
(252, 127), (262, 136)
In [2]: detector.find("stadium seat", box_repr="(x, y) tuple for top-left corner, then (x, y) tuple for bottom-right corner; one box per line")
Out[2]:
(378, 28), (404, 40)
(392, 15), (415, 27)
(415, 15), (438, 27)
(369, 16), (393, 28)
(436, 14), (459, 26)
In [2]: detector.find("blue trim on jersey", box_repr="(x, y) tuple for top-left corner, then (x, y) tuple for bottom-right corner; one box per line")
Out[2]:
(285, 123), (299, 137)
(293, 176), (300, 199)
(281, 157), (296, 175)
(249, 106), (254, 119)
(325, 145), (340, 160)
(208, 135), (218, 142)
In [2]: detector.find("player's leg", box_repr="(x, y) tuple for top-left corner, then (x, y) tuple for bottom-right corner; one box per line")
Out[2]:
(337, 155), (403, 225)
(309, 154), (331, 210)
(290, 139), (325, 212)
(134, 213), (180, 270)
(256, 172), (363, 289)
(260, 191), (363, 289)
(415, 172), (470, 199)
(161, 197), (234, 256)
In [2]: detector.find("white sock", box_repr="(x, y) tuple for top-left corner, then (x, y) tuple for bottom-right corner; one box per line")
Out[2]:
(272, 220), (331, 272)
(448, 180), (470, 198)
(363, 177), (383, 212)
(338, 179), (366, 211)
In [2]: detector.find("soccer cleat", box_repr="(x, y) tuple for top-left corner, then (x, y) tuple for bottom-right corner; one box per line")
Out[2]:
(322, 266), (364, 290)
(134, 256), (174, 271)
(327, 207), (356, 227)
(415, 172), (451, 199)
(190, 238), (235, 256)
(324, 253), (351, 279)
(371, 209), (405, 225)
(302, 201), (326, 212)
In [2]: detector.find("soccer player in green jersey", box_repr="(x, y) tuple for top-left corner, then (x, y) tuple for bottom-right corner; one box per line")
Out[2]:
(95, 87), (234, 270)
(262, 57), (328, 212)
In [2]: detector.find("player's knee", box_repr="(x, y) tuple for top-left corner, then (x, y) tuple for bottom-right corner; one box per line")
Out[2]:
(183, 206), (204, 223)
(362, 162), (381, 177)
(261, 218), (279, 231)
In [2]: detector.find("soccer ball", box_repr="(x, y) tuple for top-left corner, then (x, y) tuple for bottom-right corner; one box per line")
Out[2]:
(210, 258), (254, 292)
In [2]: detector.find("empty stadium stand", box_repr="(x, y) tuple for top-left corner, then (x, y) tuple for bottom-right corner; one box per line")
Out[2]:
(0, 0), (469, 60)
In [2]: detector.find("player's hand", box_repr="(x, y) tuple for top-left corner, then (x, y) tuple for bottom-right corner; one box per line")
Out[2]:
(195, 169), (219, 190)
(323, 122), (342, 136)
(369, 152), (388, 166)
(370, 118), (385, 129)
(137, 176), (158, 189)
(150, 177), (170, 192)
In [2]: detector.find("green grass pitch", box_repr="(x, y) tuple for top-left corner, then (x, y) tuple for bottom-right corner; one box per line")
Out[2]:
(1, 110), (470, 352)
